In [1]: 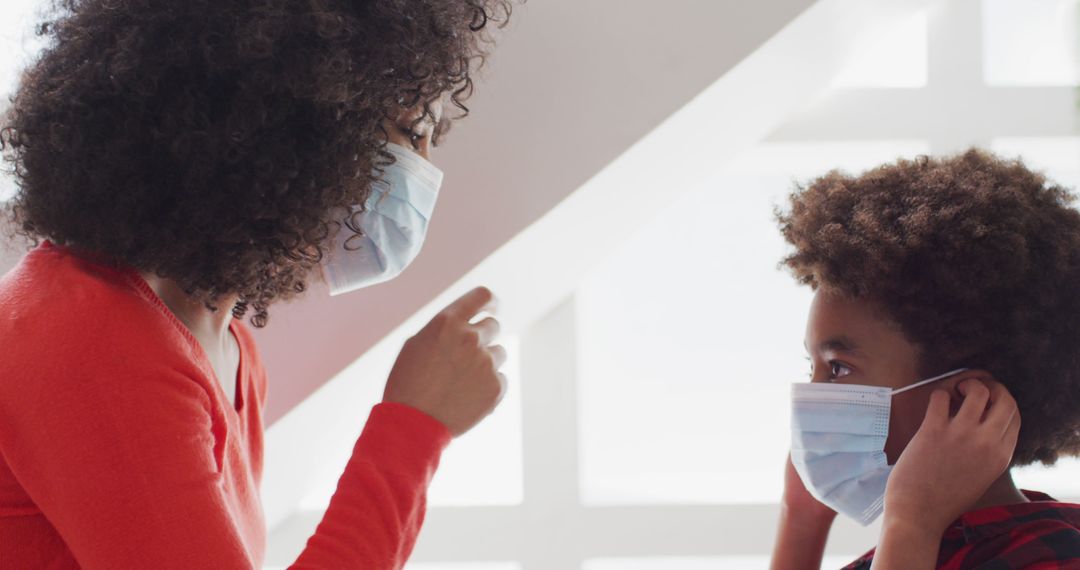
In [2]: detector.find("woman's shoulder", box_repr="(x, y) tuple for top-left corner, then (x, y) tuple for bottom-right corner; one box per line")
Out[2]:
(0, 241), (196, 369)
(3, 240), (139, 304)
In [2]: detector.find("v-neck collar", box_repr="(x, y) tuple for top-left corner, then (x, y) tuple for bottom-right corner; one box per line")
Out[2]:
(118, 261), (247, 415)
(226, 320), (246, 414)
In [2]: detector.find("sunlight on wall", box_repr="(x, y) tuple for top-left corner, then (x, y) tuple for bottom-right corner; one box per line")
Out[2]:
(832, 9), (929, 88)
(983, 0), (1080, 85)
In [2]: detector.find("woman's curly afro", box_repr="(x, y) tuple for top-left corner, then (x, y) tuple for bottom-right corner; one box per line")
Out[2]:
(778, 149), (1080, 466)
(2, 0), (511, 326)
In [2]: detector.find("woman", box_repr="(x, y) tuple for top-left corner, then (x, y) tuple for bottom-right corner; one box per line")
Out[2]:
(770, 150), (1080, 568)
(0, 0), (512, 567)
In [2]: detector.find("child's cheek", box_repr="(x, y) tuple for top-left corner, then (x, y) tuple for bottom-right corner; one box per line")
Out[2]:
(885, 397), (932, 464)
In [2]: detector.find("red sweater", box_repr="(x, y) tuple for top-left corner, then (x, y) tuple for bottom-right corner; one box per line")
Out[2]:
(0, 241), (452, 569)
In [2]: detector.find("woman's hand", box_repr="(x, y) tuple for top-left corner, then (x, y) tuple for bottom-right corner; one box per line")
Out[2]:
(770, 454), (838, 570)
(872, 379), (1021, 569)
(383, 286), (507, 437)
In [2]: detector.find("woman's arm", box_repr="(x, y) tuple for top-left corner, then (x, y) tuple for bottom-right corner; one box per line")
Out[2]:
(294, 285), (507, 567)
(293, 285), (505, 567)
(291, 403), (451, 569)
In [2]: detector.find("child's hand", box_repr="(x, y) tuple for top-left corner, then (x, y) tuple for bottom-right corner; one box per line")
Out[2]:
(782, 453), (836, 523)
(771, 454), (837, 570)
(884, 379), (1020, 534)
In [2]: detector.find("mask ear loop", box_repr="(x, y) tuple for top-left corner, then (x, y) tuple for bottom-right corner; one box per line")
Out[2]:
(891, 368), (970, 395)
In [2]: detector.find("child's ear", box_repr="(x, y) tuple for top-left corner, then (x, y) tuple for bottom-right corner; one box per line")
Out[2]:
(937, 369), (994, 417)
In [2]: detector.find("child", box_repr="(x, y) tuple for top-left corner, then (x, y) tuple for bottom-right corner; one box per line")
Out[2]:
(769, 149), (1080, 569)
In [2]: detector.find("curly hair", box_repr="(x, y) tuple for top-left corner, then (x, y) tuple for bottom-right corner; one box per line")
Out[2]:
(777, 148), (1080, 466)
(1, 0), (511, 327)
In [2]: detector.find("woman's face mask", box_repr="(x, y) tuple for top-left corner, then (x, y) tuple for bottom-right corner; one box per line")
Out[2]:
(322, 142), (443, 295)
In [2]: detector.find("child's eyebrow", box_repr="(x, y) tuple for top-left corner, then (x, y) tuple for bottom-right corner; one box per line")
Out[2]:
(806, 335), (860, 354)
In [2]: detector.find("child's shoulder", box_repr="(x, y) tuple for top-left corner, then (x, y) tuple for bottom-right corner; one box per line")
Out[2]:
(944, 492), (1080, 568)
(844, 493), (1080, 570)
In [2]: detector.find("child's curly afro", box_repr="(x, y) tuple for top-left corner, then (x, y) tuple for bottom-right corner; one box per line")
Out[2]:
(779, 149), (1080, 466)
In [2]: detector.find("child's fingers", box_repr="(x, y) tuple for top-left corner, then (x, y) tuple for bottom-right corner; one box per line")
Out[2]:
(995, 405), (1018, 439)
(955, 379), (991, 424)
(1002, 408), (1021, 449)
(983, 381), (1018, 433)
(922, 389), (951, 430)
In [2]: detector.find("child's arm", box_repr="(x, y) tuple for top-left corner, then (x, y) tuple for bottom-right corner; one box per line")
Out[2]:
(871, 380), (1021, 570)
(770, 455), (838, 570)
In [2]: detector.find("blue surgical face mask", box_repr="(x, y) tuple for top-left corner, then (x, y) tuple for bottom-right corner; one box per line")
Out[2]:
(789, 367), (969, 526)
(322, 142), (443, 296)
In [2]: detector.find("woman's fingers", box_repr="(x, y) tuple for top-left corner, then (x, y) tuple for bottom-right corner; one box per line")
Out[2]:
(488, 344), (507, 369)
(494, 372), (509, 407)
(447, 286), (497, 320)
(472, 316), (501, 346)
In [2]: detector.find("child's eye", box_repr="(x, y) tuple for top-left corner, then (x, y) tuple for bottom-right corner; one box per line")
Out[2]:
(829, 361), (853, 380)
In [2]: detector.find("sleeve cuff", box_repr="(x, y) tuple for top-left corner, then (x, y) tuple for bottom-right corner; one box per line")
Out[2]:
(350, 402), (453, 484)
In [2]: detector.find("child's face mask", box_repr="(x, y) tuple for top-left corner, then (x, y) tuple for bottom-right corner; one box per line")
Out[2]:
(789, 367), (968, 525)
(322, 142), (443, 295)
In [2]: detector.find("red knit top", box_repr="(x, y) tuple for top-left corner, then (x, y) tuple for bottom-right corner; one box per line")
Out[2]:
(0, 241), (451, 569)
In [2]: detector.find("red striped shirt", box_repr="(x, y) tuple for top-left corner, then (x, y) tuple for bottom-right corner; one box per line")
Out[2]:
(844, 491), (1080, 569)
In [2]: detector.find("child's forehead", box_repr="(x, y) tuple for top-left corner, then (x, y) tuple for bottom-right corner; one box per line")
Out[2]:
(805, 292), (911, 353)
